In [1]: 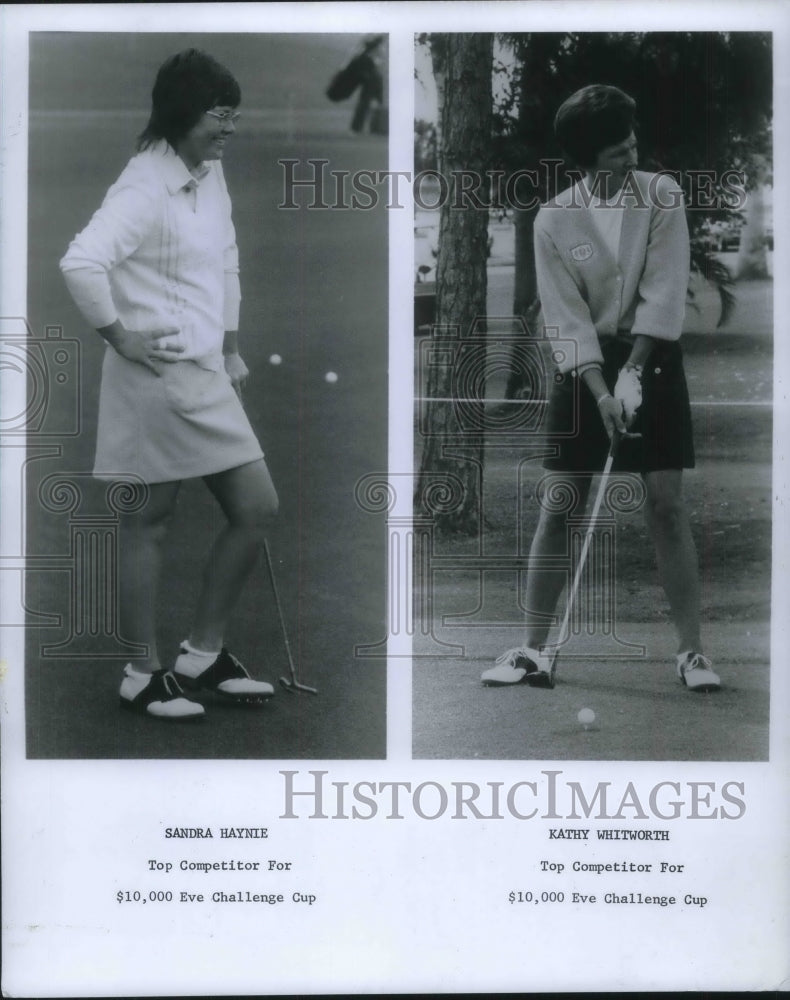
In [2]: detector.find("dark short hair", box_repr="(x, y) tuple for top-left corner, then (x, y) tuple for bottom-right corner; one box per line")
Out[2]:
(137, 49), (241, 152)
(554, 85), (636, 169)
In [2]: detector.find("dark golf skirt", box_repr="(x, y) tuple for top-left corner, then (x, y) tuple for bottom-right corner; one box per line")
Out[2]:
(543, 336), (695, 475)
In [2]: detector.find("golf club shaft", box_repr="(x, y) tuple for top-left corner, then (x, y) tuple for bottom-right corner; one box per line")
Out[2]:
(263, 539), (298, 683)
(555, 431), (620, 648)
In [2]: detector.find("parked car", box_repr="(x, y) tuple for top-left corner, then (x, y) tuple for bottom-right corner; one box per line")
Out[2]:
(700, 217), (743, 252)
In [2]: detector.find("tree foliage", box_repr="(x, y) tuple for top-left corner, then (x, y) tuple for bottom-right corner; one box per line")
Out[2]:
(496, 32), (772, 188)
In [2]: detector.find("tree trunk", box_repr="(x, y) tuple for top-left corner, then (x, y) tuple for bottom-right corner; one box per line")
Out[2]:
(415, 33), (493, 536)
(506, 48), (543, 399)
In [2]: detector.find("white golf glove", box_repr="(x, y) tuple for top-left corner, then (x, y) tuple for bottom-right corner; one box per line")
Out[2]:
(613, 366), (642, 427)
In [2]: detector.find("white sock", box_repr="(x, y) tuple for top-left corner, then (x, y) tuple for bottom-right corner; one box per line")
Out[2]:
(176, 640), (220, 678)
(121, 664), (154, 695)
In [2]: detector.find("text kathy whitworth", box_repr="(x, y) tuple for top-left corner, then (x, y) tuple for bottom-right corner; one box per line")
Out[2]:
(279, 770), (746, 821)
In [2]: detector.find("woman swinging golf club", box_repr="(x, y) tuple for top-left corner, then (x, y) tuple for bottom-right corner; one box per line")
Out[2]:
(61, 50), (279, 720)
(482, 84), (720, 693)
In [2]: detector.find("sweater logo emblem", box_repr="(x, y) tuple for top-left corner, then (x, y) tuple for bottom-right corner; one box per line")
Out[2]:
(570, 242), (594, 261)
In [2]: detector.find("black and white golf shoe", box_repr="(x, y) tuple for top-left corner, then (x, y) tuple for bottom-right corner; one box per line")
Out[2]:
(174, 647), (275, 704)
(676, 651), (720, 692)
(481, 645), (556, 689)
(119, 666), (205, 721)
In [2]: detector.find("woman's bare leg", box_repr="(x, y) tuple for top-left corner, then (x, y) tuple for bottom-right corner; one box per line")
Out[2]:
(524, 473), (592, 648)
(188, 459), (278, 652)
(644, 469), (702, 653)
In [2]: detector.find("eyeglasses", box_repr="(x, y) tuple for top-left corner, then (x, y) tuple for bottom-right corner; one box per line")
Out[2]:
(205, 110), (241, 123)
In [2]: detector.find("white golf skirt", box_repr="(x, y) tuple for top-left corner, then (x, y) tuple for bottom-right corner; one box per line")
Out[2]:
(93, 347), (264, 484)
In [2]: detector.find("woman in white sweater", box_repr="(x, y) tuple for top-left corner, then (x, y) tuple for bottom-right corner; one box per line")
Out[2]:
(61, 50), (278, 720)
(482, 84), (720, 694)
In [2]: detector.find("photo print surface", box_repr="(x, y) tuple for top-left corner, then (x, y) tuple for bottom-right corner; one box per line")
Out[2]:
(412, 31), (773, 761)
(22, 31), (389, 758)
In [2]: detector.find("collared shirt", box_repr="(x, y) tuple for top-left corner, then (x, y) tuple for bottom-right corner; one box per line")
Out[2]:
(534, 170), (690, 374)
(60, 140), (240, 370)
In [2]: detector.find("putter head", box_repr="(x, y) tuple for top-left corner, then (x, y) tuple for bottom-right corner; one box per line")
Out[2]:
(279, 676), (319, 695)
(526, 648), (557, 689)
(526, 667), (556, 689)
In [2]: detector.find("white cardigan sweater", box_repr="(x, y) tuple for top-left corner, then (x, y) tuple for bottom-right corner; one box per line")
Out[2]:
(533, 170), (690, 374)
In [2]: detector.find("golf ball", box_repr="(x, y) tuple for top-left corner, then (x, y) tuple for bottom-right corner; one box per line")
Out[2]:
(324, 371), (338, 383)
(269, 353), (282, 365)
(577, 707), (596, 726)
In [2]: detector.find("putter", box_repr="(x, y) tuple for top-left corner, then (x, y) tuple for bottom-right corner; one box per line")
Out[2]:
(541, 429), (631, 686)
(262, 539), (318, 695)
